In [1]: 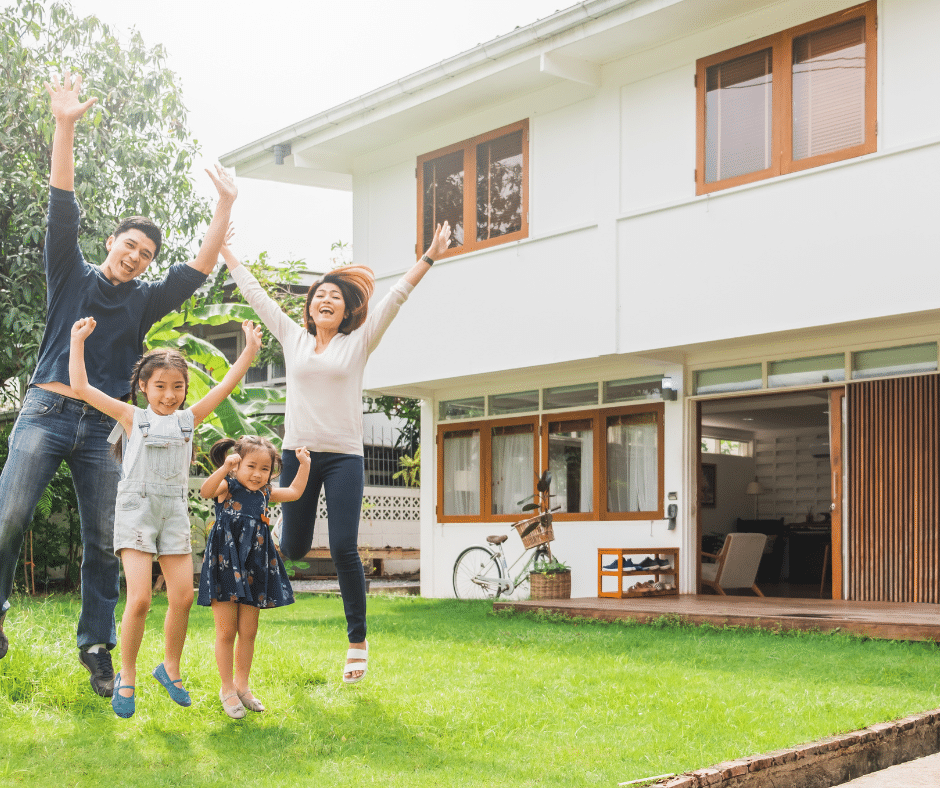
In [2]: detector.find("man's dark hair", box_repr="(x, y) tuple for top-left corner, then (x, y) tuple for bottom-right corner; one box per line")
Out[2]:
(112, 216), (162, 260)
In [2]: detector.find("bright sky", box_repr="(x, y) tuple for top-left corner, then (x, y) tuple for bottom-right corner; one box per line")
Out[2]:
(66, 0), (571, 268)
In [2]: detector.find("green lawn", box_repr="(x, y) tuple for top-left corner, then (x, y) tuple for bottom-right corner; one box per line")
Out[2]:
(0, 593), (938, 787)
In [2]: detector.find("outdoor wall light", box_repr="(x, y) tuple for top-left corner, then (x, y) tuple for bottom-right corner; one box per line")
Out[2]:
(273, 143), (292, 165)
(661, 376), (678, 401)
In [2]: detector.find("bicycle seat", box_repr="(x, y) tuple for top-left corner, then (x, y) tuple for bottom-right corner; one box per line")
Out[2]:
(486, 535), (508, 545)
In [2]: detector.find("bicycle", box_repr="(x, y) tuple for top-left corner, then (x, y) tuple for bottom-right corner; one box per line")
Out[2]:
(452, 471), (557, 599)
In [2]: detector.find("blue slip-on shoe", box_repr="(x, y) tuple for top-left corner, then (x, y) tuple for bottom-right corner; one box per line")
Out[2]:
(152, 663), (191, 707)
(111, 672), (135, 718)
(603, 558), (642, 571)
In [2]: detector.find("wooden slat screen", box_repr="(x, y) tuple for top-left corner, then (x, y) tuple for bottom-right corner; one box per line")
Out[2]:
(846, 376), (940, 602)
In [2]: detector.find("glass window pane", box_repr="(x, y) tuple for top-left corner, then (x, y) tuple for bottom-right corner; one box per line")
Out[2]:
(543, 382), (598, 410)
(792, 18), (866, 161)
(439, 397), (485, 420)
(768, 354), (845, 387)
(695, 364), (763, 394)
(476, 130), (523, 242)
(246, 364), (268, 384)
(603, 376), (663, 403)
(443, 429), (480, 516)
(491, 423), (533, 515)
(213, 334), (238, 363)
(548, 418), (594, 513)
(423, 151), (464, 250)
(489, 390), (539, 415)
(852, 344), (938, 380)
(705, 48), (773, 183)
(606, 412), (659, 513)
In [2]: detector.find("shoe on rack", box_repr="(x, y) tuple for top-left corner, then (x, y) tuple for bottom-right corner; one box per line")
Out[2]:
(152, 663), (191, 707)
(111, 672), (135, 718)
(0, 612), (7, 660)
(604, 558), (642, 571)
(79, 647), (114, 697)
(638, 557), (658, 569)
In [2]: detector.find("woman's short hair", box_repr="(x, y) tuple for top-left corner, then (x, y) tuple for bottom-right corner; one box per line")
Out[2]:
(304, 265), (375, 335)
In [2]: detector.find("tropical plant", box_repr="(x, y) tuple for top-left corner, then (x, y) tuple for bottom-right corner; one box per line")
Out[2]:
(393, 445), (421, 488)
(367, 395), (421, 453)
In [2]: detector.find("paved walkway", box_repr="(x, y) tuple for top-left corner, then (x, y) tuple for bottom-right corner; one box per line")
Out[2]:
(838, 752), (940, 786)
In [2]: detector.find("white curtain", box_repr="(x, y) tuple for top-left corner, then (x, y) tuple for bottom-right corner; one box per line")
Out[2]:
(443, 432), (480, 515)
(492, 432), (532, 515)
(607, 419), (657, 512)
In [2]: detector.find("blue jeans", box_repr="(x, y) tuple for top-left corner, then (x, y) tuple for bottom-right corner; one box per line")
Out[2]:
(0, 388), (121, 649)
(280, 451), (366, 643)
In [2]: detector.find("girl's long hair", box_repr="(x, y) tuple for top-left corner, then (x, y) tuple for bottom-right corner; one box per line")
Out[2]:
(304, 265), (375, 335)
(112, 348), (191, 462)
(209, 436), (282, 481)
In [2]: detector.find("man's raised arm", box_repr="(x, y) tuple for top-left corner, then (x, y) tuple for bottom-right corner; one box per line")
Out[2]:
(44, 71), (97, 192)
(187, 166), (238, 276)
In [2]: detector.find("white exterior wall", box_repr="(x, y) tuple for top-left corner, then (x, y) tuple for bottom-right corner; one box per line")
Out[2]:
(338, 0), (940, 597)
(363, 0), (940, 393)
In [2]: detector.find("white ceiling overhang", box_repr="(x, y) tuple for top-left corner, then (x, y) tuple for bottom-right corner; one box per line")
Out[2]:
(221, 0), (787, 186)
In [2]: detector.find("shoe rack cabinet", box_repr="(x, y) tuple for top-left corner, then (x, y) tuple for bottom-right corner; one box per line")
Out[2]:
(597, 547), (679, 598)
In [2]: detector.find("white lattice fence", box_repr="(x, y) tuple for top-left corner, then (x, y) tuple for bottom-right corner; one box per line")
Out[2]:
(308, 486), (420, 549)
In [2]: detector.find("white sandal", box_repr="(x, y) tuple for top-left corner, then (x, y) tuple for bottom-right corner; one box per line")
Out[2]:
(343, 643), (368, 684)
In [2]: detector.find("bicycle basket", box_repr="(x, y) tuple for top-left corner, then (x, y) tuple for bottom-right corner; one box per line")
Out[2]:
(514, 514), (554, 549)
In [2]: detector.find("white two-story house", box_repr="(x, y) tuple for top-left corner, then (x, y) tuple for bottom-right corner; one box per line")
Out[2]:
(222, 0), (939, 603)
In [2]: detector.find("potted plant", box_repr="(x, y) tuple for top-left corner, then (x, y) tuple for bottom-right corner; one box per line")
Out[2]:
(529, 557), (571, 600)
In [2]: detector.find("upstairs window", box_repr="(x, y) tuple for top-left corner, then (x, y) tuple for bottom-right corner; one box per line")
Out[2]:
(417, 120), (528, 259)
(696, 2), (876, 194)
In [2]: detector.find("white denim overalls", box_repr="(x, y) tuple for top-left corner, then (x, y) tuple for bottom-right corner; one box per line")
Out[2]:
(109, 407), (194, 556)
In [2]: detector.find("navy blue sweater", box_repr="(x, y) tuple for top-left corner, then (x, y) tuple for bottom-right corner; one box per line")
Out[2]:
(30, 187), (207, 399)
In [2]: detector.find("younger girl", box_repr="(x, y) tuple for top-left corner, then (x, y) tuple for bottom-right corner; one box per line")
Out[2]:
(197, 436), (310, 718)
(69, 316), (262, 719)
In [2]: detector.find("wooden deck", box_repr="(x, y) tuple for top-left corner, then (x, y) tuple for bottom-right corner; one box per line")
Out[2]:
(493, 594), (940, 641)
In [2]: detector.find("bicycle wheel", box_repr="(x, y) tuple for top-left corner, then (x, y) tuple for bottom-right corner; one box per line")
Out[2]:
(453, 546), (505, 599)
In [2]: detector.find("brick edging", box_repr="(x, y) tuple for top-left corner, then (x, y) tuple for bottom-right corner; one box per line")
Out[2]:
(657, 708), (940, 788)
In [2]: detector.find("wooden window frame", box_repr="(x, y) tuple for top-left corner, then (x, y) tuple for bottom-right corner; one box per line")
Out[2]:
(599, 402), (665, 521)
(437, 404), (665, 523)
(436, 415), (539, 523)
(417, 119), (529, 261)
(695, 2), (877, 195)
(540, 409), (602, 522)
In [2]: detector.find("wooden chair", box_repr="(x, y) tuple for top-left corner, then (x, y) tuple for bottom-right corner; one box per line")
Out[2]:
(701, 532), (767, 596)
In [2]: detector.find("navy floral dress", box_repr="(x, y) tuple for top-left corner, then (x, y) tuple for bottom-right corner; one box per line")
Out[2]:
(197, 476), (294, 609)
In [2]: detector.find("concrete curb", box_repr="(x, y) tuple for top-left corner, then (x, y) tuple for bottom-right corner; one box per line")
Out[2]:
(656, 708), (940, 788)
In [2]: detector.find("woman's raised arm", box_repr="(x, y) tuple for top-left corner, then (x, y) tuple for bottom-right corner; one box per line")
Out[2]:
(402, 221), (452, 289)
(221, 240), (298, 344)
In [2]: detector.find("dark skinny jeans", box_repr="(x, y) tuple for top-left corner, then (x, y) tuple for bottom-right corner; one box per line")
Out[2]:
(279, 450), (366, 643)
